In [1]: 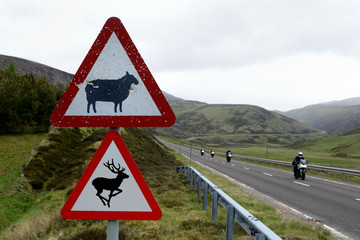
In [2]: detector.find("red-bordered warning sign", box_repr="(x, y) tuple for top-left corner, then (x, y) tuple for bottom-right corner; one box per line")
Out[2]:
(50, 17), (175, 127)
(61, 130), (162, 220)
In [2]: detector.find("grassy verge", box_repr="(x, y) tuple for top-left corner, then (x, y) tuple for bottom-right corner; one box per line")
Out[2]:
(0, 133), (46, 233)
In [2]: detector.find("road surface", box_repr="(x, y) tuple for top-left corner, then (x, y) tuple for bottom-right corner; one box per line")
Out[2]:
(164, 141), (360, 239)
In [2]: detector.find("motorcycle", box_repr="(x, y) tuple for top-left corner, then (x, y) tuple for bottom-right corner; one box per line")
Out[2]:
(200, 149), (205, 156)
(226, 151), (232, 162)
(211, 150), (215, 158)
(295, 158), (307, 180)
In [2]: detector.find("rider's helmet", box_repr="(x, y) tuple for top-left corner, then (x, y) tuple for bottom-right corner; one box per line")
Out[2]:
(298, 152), (303, 157)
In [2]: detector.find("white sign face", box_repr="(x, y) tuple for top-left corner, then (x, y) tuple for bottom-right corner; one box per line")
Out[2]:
(64, 33), (161, 116)
(50, 17), (176, 128)
(71, 141), (151, 212)
(61, 129), (162, 220)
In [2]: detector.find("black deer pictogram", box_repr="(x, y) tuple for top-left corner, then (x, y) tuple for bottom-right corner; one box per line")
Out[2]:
(92, 159), (129, 207)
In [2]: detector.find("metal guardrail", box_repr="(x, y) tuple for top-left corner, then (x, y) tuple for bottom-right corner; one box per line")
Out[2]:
(185, 145), (360, 178)
(176, 166), (282, 240)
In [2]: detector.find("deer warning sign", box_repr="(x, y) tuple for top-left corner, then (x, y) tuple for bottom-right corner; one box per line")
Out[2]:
(61, 130), (162, 220)
(50, 17), (175, 127)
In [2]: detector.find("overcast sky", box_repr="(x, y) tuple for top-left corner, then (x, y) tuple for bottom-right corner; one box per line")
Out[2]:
(1, 0), (360, 111)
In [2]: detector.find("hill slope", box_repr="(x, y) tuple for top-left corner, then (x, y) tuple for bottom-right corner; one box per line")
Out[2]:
(0, 54), (73, 88)
(1, 54), (320, 139)
(278, 98), (360, 135)
(158, 99), (320, 137)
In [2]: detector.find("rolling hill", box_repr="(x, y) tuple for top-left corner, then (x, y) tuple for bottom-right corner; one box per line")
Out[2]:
(0, 54), (321, 140)
(163, 99), (320, 137)
(277, 98), (360, 135)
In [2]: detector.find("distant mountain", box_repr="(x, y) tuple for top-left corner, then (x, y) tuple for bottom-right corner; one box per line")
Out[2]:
(278, 97), (360, 135)
(321, 97), (360, 106)
(0, 54), (73, 88)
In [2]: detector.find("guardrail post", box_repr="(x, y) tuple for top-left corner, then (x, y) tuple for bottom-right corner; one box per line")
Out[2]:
(193, 172), (197, 190)
(226, 206), (235, 240)
(197, 177), (202, 198)
(203, 182), (208, 210)
(189, 169), (193, 187)
(212, 191), (218, 220)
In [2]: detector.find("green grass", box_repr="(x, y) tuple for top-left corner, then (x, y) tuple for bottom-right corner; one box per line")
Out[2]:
(0, 133), (46, 233)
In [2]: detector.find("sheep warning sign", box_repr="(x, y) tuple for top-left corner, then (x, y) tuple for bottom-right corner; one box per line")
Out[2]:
(50, 17), (175, 127)
(61, 130), (162, 220)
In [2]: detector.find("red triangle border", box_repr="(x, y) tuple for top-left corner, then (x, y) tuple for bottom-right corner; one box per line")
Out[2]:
(50, 17), (175, 127)
(61, 130), (162, 220)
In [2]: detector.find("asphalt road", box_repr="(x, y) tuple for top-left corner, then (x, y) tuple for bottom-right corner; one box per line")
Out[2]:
(163, 141), (360, 239)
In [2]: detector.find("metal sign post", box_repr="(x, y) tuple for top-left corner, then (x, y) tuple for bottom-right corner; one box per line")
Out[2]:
(107, 219), (119, 240)
(52, 17), (175, 240)
(108, 127), (120, 240)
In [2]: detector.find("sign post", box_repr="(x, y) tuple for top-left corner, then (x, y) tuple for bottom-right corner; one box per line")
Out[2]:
(108, 127), (120, 240)
(51, 17), (175, 239)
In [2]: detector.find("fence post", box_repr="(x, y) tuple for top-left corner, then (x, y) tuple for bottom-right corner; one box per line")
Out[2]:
(212, 191), (218, 220)
(226, 206), (235, 240)
(203, 182), (208, 210)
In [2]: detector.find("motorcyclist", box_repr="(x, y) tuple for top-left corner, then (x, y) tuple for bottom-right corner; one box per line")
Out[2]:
(226, 150), (232, 162)
(211, 149), (215, 157)
(200, 148), (205, 156)
(292, 152), (304, 177)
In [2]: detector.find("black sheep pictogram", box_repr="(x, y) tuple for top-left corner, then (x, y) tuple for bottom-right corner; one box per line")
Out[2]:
(85, 71), (139, 113)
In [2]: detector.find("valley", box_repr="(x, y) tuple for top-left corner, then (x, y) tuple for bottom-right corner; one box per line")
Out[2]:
(1, 55), (360, 239)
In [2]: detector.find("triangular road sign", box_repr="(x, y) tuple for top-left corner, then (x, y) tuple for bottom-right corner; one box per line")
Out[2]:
(61, 130), (162, 220)
(50, 17), (175, 127)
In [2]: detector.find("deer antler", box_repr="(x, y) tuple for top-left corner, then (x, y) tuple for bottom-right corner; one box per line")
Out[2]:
(103, 159), (123, 173)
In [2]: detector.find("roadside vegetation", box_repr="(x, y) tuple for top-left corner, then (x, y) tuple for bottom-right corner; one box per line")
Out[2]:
(0, 63), (63, 134)
(1, 128), (335, 239)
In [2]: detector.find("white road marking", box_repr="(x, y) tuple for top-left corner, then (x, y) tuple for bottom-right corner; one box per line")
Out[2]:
(309, 176), (360, 189)
(244, 167), (250, 170)
(356, 198), (360, 202)
(323, 224), (352, 240)
(231, 164), (236, 167)
(294, 181), (310, 187)
(263, 173), (273, 177)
